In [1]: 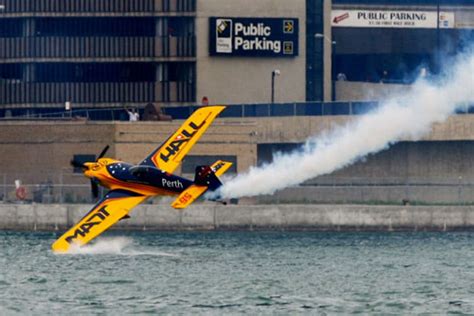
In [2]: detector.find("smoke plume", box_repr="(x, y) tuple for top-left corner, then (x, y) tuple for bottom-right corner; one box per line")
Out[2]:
(218, 52), (474, 199)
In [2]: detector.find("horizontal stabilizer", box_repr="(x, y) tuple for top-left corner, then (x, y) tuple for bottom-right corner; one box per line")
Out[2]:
(171, 160), (233, 209)
(210, 160), (233, 177)
(171, 185), (207, 209)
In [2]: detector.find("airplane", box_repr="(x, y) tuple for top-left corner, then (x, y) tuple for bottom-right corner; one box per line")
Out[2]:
(52, 106), (232, 253)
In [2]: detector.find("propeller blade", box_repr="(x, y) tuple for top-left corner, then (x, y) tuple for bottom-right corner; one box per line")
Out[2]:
(70, 159), (86, 169)
(91, 179), (99, 199)
(96, 145), (110, 161)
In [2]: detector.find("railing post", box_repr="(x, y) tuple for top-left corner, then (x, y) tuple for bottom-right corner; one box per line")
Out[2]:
(404, 178), (409, 204)
(458, 176), (463, 205)
(59, 171), (63, 204)
(3, 174), (6, 203)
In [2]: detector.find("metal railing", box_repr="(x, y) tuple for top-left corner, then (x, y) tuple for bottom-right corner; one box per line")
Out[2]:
(0, 107), (131, 121)
(1, 173), (474, 205)
(2, 101), (474, 121)
(0, 172), (106, 204)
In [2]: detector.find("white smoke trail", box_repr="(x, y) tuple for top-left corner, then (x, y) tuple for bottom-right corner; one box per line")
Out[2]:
(57, 237), (179, 257)
(64, 237), (132, 254)
(218, 52), (474, 199)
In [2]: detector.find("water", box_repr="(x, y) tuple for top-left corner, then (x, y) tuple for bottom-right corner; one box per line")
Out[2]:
(1, 231), (474, 314)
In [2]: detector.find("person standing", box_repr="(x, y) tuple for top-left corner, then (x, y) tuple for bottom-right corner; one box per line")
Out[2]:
(133, 108), (140, 121)
(125, 108), (139, 121)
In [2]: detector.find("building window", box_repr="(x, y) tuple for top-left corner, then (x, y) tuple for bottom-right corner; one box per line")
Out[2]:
(36, 63), (155, 83)
(257, 143), (303, 166)
(36, 17), (155, 37)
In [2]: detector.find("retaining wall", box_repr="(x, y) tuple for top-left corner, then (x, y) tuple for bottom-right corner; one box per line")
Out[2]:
(258, 185), (474, 205)
(2, 203), (474, 232)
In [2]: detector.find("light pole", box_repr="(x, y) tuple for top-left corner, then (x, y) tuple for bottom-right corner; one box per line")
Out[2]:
(436, 0), (440, 74)
(315, 33), (336, 101)
(271, 69), (280, 104)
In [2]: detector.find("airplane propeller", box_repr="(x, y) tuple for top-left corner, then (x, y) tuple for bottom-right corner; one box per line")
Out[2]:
(70, 145), (110, 199)
(90, 179), (99, 199)
(97, 145), (110, 161)
(70, 159), (86, 169)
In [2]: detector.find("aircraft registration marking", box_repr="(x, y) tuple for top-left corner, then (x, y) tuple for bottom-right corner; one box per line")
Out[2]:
(65, 205), (110, 244)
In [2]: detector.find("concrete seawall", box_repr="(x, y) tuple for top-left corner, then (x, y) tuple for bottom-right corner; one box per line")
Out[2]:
(2, 204), (474, 231)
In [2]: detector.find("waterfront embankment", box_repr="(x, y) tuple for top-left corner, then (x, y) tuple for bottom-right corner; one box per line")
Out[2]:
(1, 204), (474, 231)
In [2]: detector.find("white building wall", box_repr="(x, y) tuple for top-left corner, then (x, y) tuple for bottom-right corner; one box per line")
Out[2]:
(196, 0), (307, 105)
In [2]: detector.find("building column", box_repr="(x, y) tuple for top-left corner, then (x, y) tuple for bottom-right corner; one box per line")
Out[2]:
(306, 0), (324, 102)
(306, 0), (333, 102)
(155, 17), (164, 36)
(23, 64), (35, 82)
(22, 18), (36, 36)
(322, 0), (333, 102)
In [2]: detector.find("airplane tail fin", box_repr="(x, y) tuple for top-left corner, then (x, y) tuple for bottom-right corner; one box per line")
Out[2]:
(171, 160), (233, 209)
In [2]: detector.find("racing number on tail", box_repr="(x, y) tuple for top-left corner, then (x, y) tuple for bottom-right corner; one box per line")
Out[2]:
(178, 192), (193, 205)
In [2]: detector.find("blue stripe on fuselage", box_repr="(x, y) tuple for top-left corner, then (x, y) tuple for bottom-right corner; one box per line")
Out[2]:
(106, 163), (193, 193)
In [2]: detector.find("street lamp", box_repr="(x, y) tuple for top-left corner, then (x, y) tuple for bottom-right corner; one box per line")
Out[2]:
(315, 33), (337, 101)
(314, 33), (336, 45)
(271, 69), (280, 104)
(436, 0), (441, 74)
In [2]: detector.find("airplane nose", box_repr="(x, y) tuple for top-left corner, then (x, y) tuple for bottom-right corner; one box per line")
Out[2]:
(83, 163), (95, 177)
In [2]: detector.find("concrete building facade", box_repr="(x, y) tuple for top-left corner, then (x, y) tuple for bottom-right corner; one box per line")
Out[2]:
(0, 0), (335, 115)
(332, 0), (474, 101)
(0, 0), (197, 109)
(3, 115), (474, 204)
(196, 0), (307, 105)
(0, 0), (473, 111)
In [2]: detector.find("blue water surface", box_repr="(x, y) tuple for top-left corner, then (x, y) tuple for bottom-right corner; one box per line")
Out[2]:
(1, 231), (474, 314)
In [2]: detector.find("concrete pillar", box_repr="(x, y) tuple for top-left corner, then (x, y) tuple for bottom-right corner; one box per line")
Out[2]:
(323, 0), (333, 102)
(155, 17), (164, 36)
(22, 18), (36, 37)
(22, 64), (35, 82)
(155, 63), (163, 82)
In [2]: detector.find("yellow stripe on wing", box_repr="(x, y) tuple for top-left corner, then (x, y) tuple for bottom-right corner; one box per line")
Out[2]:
(141, 106), (225, 174)
(51, 190), (147, 253)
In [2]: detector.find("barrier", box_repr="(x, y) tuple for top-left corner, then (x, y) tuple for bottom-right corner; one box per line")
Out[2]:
(2, 101), (474, 121)
(2, 204), (474, 231)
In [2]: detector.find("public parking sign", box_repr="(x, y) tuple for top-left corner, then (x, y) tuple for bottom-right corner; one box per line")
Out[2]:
(209, 17), (299, 57)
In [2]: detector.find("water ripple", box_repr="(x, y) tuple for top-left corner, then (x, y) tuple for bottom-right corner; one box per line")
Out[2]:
(1, 231), (474, 314)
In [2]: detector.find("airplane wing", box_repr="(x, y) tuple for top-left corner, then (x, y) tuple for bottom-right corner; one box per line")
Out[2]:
(52, 189), (147, 253)
(139, 106), (225, 174)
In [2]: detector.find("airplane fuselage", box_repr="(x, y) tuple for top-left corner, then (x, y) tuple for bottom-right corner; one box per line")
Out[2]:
(84, 158), (194, 197)
(53, 106), (229, 253)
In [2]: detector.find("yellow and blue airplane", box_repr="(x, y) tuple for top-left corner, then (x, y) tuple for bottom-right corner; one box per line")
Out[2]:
(52, 106), (232, 253)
